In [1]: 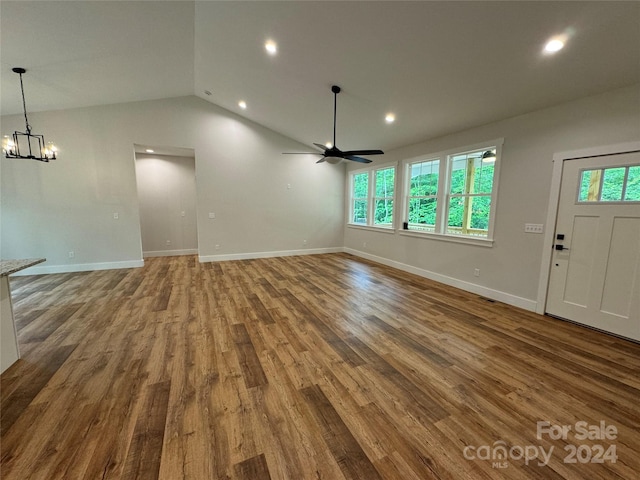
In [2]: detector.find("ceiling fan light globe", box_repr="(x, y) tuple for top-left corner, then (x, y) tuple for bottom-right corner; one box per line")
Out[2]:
(325, 156), (343, 164)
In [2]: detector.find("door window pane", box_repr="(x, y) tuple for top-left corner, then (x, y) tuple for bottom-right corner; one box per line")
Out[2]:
(579, 170), (599, 202)
(601, 167), (625, 201)
(624, 166), (640, 201)
(579, 166), (640, 202)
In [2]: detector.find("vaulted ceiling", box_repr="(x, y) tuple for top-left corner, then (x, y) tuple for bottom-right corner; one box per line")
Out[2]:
(2, 1), (639, 152)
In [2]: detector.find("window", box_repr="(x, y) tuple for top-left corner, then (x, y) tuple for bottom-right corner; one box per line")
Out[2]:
(349, 165), (396, 229)
(374, 167), (395, 227)
(404, 142), (501, 241)
(352, 172), (368, 224)
(578, 165), (640, 202)
(407, 159), (439, 231)
(446, 150), (495, 236)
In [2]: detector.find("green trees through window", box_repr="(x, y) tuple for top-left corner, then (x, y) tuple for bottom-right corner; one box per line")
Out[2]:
(408, 159), (439, 230)
(374, 167), (395, 226)
(446, 154), (494, 233)
(350, 166), (396, 228)
(579, 165), (640, 202)
(407, 148), (497, 237)
(352, 172), (368, 224)
(349, 142), (501, 241)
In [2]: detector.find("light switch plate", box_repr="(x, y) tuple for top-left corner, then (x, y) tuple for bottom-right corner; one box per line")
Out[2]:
(524, 223), (544, 233)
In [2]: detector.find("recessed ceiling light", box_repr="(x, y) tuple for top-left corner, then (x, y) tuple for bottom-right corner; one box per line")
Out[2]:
(145, 149), (154, 153)
(265, 40), (277, 55)
(238, 100), (247, 110)
(544, 38), (565, 54)
(385, 113), (395, 124)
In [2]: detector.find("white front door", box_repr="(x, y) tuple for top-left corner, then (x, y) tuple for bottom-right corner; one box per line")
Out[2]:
(546, 152), (640, 341)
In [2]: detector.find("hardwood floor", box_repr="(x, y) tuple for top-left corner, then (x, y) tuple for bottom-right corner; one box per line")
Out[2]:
(1, 253), (639, 479)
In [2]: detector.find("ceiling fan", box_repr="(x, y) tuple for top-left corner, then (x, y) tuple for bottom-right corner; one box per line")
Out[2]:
(283, 85), (384, 164)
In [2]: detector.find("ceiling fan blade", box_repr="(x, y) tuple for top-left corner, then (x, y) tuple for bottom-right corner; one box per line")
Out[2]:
(282, 152), (324, 155)
(344, 155), (373, 164)
(342, 149), (384, 156)
(316, 157), (326, 164)
(313, 143), (328, 151)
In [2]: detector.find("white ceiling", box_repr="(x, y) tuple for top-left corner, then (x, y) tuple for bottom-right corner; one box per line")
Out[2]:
(2, 1), (639, 152)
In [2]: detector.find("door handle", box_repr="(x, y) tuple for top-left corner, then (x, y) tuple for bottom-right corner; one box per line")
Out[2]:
(555, 244), (569, 251)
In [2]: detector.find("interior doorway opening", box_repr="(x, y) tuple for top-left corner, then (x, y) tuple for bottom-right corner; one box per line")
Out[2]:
(134, 144), (198, 258)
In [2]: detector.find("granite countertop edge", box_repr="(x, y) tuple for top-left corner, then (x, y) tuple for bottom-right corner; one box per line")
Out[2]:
(0, 258), (46, 276)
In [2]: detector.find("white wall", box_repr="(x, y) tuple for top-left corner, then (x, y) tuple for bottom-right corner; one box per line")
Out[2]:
(135, 153), (198, 257)
(2, 86), (637, 306)
(1, 96), (345, 273)
(345, 84), (640, 310)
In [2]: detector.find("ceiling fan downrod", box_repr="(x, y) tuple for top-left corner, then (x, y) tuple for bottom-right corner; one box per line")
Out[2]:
(331, 85), (340, 148)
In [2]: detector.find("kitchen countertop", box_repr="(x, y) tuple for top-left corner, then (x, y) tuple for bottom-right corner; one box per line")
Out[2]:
(0, 258), (46, 276)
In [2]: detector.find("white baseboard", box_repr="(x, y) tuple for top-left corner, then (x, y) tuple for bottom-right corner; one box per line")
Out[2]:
(199, 247), (343, 263)
(143, 249), (198, 258)
(12, 247), (536, 312)
(11, 260), (144, 276)
(344, 247), (537, 312)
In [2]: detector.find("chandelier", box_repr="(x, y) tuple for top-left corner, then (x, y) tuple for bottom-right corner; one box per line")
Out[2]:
(2, 68), (57, 162)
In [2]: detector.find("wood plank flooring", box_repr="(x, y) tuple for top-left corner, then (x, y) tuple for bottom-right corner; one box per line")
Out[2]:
(1, 253), (639, 479)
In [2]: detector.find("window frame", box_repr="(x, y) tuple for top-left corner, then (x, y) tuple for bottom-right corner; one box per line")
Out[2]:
(401, 139), (503, 246)
(348, 162), (398, 231)
(351, 171), (369, 225)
